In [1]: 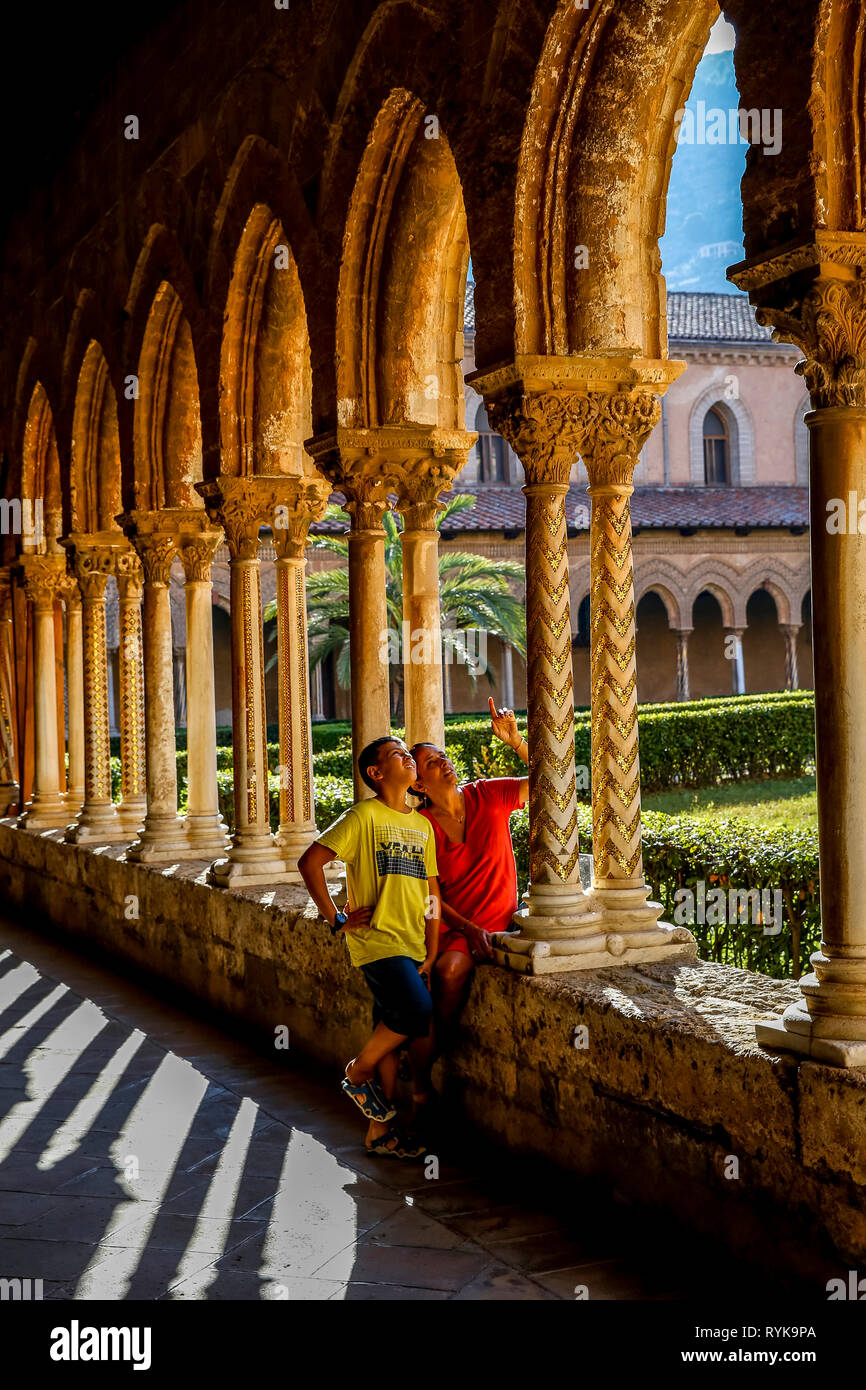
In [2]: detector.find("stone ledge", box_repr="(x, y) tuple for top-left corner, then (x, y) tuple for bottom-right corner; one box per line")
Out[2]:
(0, 821), (862, 1280)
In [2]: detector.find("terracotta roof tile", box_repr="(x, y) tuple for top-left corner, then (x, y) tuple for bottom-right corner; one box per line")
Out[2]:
(313, 486), (810, 536)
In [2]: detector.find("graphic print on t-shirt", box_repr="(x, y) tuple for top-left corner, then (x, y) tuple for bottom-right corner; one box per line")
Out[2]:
(374, 824), (428, 880)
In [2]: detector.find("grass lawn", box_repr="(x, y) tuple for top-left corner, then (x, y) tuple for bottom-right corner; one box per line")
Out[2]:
(642, 777), (817, 831)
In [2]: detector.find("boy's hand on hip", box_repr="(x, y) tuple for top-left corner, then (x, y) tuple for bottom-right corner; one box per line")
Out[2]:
(343, 906), (373, 931)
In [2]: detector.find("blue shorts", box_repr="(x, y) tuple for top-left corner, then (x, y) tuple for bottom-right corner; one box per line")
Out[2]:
(360, 955), (433, 1039)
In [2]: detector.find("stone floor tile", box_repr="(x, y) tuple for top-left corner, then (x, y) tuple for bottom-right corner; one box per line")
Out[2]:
(314, 1241), (491, 1292)
(12, 1194), (153, 1244)
(449, 1261), (562, 1300)
(332, 1282), (450, 1301)
(0, 1236), (116, 1281)
(533, 1259), (684, 1301)
(100, 1210), (264, 1256)
(0, 1190), (64, 1226)
(359, 1206), (471, 1250)
(166, 1269), (346, 1300)
(443, 1202), (567, 1245)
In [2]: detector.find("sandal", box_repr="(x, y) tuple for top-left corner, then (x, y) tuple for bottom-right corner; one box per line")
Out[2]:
(365, 1126), (427, 1160)
(341, 1076), (397, 1123)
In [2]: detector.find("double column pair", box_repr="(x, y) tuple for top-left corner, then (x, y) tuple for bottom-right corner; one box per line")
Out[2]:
(470, 357), (697, 973)
(194, 475), (328, 884)
(307, 427), (474, 801)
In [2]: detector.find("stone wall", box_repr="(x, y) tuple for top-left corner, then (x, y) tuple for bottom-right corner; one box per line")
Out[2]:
(0, 820), (861, 1283)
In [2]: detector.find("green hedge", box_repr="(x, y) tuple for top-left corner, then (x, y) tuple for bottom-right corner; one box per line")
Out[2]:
(247, 773), (819, 980)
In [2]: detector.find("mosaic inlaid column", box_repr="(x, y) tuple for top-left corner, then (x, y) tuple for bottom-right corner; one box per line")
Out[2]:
(674, 628), (691, 702)
(0, 568), (19, 812)
(270, 480), (329, 874)
(59, 576), (85, 816)
(782, 623), (800, 691)
(65, 544), (124, 842)
(17, 553), (68, 829)
(732, 240), (866, 1063)
(115, 550), (147, 835)
(123, 517), (188, 862)
(180, 531), (230, 857)
(197, 477), (294, 886)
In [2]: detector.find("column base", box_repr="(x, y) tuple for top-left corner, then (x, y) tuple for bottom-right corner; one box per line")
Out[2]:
(18, 796), (70, 831)
(116, 796), (147, 836)
(64, 789), (85, 818)
(65, 802), (129, 845)
(184, 813), (231, 858)
(274, 822), (318, 874)
(492, 921), (696, 975)
(0, 782), (18, 817)
(126, 816), (202, 863)
(756, 974), (866, 1068)
(208, 830), (303, 887)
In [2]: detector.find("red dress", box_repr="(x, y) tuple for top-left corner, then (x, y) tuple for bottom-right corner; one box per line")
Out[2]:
(420, 778), (525, 957)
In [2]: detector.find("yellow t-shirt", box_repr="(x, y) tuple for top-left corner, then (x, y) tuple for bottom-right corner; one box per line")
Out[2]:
(318, 797), (438, 968)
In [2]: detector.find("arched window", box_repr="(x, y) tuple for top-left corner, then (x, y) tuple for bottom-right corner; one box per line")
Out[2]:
(475, 402), (506, 483)
(703, 407), (730, 485)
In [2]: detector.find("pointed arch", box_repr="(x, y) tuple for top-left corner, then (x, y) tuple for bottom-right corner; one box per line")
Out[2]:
(220, 203), (314, 478)
(132, 282), (203, 512)
(336, 89), (470, 430)
(70, 341), (123, 534)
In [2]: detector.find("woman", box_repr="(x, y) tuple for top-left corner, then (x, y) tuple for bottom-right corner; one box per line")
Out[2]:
(408, 697), (528, 1087)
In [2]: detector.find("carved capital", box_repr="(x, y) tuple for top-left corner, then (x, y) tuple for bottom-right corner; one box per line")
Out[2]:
(485, 387), (659, 489)
(70, 545), (115, 601)
(757, 276), (866, 409)
(394, 460), (461, 530)
(271, 477), (331, 560)
(179, 532), (223, 583)
(57, 574), (82, 611)
(130, 535), (177, 585)
(114, 549), (144, 602)
(575, 392), (660, 489)
(19, 553), (66, 611)
(195, 478), (271, 561)
(729, 234), (866, 409)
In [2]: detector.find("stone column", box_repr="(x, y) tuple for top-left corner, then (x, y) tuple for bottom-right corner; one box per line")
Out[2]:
(179, 532), (230, 857)
(0, 568), (18, 813)
(270, 479), (329, 874)
(472, 358), (695, 974)
(732, 234), (866, 1064)
(725, 627), (746, 694)
(59, 577), (85, 815)
(121, 515), (187, 862)
(64, 543), (125, 842)
(17, 553), (68, 829)
(308, 428), (472, 798)
(395, 466), (459, 752)
(673, 628), (692, 702)
(781, 623), (800, 691)
(114, 551), (147, 834)
(197, 477), (295, 885)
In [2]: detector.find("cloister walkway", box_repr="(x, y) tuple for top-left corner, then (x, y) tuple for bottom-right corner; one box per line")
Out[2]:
(0, 909), (800, 1303)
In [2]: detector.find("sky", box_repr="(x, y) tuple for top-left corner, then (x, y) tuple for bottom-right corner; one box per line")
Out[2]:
(659, 16), (746, 295)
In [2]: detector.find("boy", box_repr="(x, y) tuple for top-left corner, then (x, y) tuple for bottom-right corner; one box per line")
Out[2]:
(298, 736), (440, 1159)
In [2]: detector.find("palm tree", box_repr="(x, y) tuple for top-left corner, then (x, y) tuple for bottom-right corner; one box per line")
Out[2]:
(264, 493), (526, 717)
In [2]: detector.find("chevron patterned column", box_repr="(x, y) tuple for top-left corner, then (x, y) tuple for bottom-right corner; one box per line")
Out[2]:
(581, 388), (691, 945)
(470, 356), (696, 974)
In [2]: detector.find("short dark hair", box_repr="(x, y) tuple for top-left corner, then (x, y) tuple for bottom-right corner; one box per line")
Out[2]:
(358, 736), (399, 792)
